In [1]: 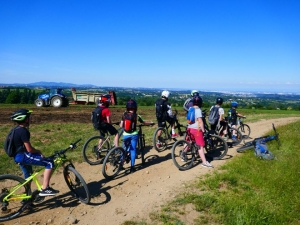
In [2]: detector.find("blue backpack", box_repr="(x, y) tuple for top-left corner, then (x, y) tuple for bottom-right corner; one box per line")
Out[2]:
(186, 107), (196, 124)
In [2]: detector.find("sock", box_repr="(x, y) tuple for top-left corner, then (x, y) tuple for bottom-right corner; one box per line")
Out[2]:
(172, 129), (175, 134)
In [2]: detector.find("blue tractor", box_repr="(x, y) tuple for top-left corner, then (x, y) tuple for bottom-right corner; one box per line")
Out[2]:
(35, 88), (69, 107)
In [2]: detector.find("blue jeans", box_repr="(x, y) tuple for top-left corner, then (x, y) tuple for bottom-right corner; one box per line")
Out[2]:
(123, 134), (138, 167)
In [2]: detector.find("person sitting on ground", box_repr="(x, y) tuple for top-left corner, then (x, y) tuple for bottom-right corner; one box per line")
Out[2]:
(11, 109), (59, 196)
(182, 96), (213, 168)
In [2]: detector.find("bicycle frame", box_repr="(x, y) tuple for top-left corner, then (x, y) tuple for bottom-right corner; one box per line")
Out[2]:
(3, 141), (80, 204)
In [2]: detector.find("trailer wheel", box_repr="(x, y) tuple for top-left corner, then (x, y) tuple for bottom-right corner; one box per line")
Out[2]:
(35, 99), (44, 107)
(51, 96), (63, 107)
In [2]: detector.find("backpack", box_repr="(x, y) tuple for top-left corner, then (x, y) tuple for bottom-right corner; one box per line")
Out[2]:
(123, 112), (137, 133)
(3, 126), (21, 157)
(183, 98), (192, 112)
(186, 107), (196, 124)
(254, 140), (275, 160)
(228, 108), (237, 123)
(91, 107), (104, 130)
(155, 99), (168, 121)
(208, 106), (220, 125)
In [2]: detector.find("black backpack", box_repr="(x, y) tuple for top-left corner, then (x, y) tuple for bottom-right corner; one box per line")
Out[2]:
(155, 99), (168, 121)
(3, 126), (22, 157)
(91, 107), (104, 130)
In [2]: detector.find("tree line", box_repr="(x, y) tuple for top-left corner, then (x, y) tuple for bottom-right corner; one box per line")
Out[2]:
(0, 88), (37, 104)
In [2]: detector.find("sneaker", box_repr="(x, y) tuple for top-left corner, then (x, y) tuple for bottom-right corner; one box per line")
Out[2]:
(172, 133), (179, 138)
(130, 166), (136, 173)
(39, 187), (59, 196)
(201, 161), (214, 168)
(180, 151), (187, 162)
(156, 143), (162, 148)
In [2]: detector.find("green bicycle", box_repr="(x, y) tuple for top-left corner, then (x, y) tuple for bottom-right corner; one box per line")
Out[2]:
(0, 139), (90, 222)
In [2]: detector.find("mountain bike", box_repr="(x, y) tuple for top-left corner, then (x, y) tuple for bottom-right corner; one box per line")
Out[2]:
(82, 122), (123, 165)
(236, 116), (251, 139)
(215, 118), (243, 146)
(0, 139), (90, 222)
(153, 110), (187, 152)
(171, 128), (228, 170)
(102, 123), (154, 179)
(236, 123), (280, 157)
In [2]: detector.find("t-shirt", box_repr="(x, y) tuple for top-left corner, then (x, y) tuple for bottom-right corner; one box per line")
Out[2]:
(100, 107), (111, 123)
(187, 107), (203, 129)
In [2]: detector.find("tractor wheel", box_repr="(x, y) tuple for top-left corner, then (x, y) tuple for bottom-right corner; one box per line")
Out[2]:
(51, 96), (63, 107)
(35, 99), (44, 107)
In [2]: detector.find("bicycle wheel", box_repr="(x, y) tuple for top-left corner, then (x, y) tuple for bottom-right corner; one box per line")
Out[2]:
(236, 141), (255, 153)
(0, 174), (31, 222)
(238, 124), (251, 139)
(138, 134), (146, 165)
(153, 128), (168, 152)
(63, 166), (90, 204)
(171, 140), (195, 171)
(227, 127), (243, 146)
(102, 147), (125, 179)
(205, 134), (228, 160)
(82, 136), (110, 165)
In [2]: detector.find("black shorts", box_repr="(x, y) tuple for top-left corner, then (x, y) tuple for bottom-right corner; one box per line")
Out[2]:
(157, 117), (175, 128)
(99, 123), (118, 137)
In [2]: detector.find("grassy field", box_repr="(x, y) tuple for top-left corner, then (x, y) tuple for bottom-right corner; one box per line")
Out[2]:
(1, 105), (300, 224)
(123, 120), (300, 225)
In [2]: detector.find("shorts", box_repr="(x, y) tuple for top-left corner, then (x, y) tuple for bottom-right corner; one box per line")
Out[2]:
(186, 128), (205, 147)
(157, 117), (175, 128)
(99, 123), (118, 137)
(14, 152), (55, 179)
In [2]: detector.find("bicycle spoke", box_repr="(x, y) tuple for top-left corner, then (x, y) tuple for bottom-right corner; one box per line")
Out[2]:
(171, 140), (195, 170)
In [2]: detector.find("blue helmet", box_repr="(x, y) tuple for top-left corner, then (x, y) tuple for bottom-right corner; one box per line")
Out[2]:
(231, 101), (238, 108)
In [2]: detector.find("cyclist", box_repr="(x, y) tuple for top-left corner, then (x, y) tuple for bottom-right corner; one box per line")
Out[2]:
(210, 97), (228, 140)
(96, 94), (119, 148)
(120, 99), (152, 173)
(10, 109), (59, 196)
(155, 90), (178, 148)
(228, 101), (246, 141)
(182, 96), (213, 168)
(183, 90), (200, 112)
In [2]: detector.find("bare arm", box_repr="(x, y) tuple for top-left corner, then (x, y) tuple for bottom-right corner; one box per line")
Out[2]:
(24, 142), (42, 155)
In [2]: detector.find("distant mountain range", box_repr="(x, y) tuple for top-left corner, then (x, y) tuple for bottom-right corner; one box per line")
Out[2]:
(0, 81), (98, 88)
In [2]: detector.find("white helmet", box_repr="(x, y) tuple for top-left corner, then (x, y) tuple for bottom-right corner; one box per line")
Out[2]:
(161, 90), (170, 98)
(191, 90), (199, 97)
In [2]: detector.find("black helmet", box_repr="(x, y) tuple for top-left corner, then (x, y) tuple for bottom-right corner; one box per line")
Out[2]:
(216, 97), (223, 105)
(193, 96), (203, 107)
(11, 109), (33, 122)
(126, 99), (137, 109)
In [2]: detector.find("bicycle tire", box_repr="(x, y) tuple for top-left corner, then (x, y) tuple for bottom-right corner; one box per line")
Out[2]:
(82, 136), (110, 165)
(236, 141), (255, 153)
(153, 127), (168, 152)
(102, 147), (125, 179)
(238, 124), (251, 139)
(0, 174), (31, 222)
(171, 140), (195, 171)
(63, 166), (90, 204)
(205, 134), (228, 160)
(139, 134), (146, 165)
(227, 127), (243, 146)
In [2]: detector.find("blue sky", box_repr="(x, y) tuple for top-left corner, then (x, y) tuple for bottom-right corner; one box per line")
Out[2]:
(0, 1), (299, 93)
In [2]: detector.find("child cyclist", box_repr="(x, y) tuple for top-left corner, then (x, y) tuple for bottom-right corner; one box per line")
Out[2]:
(228, 101), (246, 141)
(96, 94), (119, 148)
(10, 109), (59, 196)
(182, 96), (213, 168)
(120, 99), (153, 173)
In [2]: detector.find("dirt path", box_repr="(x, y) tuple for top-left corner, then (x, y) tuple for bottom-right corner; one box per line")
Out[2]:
(5, 117), (300, 225)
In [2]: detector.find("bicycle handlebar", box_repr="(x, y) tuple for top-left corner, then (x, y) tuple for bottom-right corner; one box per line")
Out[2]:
(47, 138), (82, 159)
